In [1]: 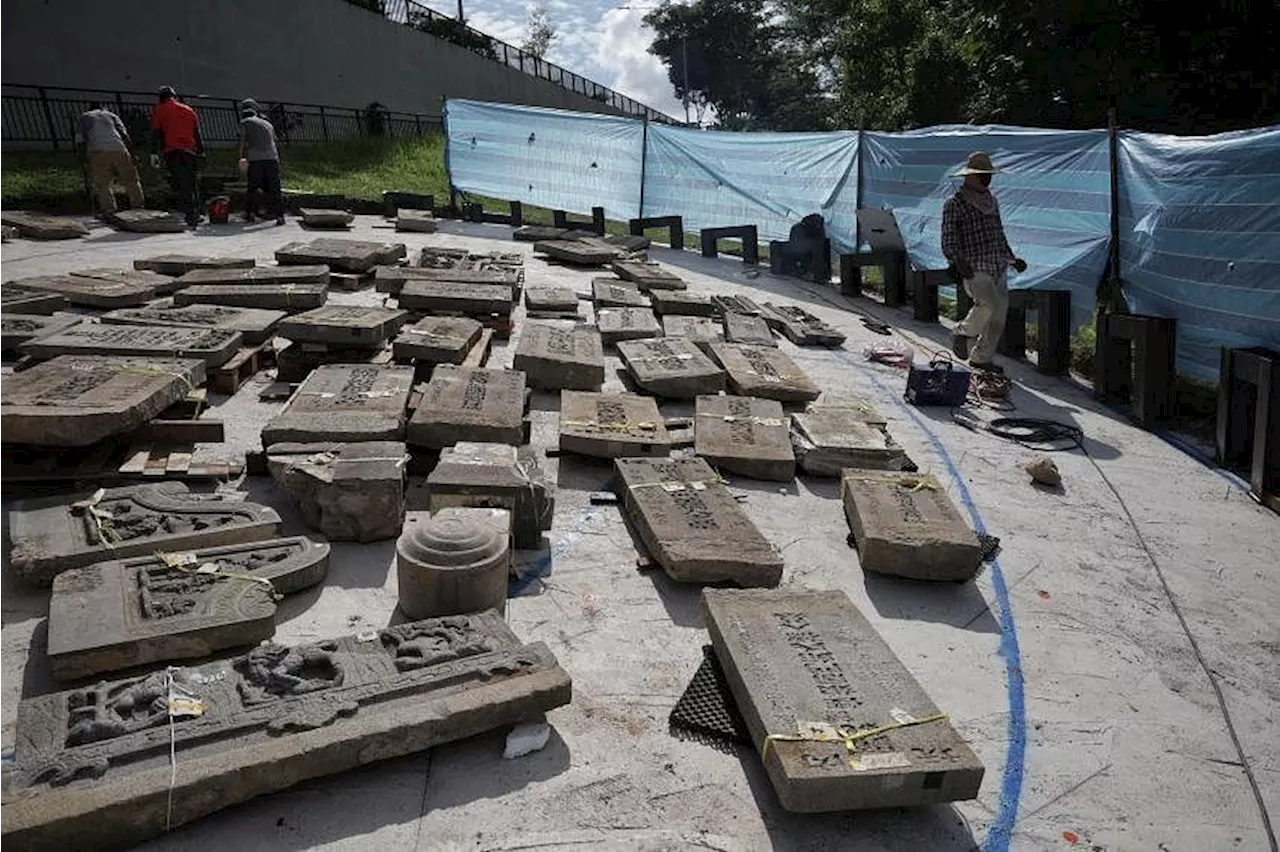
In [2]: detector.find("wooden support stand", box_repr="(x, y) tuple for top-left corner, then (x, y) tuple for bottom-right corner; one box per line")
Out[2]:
(770, 238), (831, 284)
(629, 215), (684, 249)
(1216, 346), (1280, 512)
(700, 225), (759, 265)
(1095, 312), (1177, 428)
(554, 207), (606, 236)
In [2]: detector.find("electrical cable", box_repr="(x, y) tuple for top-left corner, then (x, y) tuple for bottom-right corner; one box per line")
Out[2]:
(951, 411), (1084, 451)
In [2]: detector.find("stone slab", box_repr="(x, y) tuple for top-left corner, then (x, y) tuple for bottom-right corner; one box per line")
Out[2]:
(534, 240), (619, 266)
(261, 365), (414, 445)
(711, 343), (821, 403)
(790, 405), (905, 477)
(591, 278), (650, 308)
(172, 283), (328, 312)
(393, 316), (483, 364)
(20, 323), (242, 368)
(267, 441), (407, 542)
(108, 209), (186, 232)
(408, 366), (527, 449)
(0, 211), (88, 240)
(602, 234), (651, 253)
(616, 456), (783, 586)
(840, 469), (984, 581)
(7, 274), (159, 308)
(278, 305), (409, 349)
(396, 209), (438, 232)
(0, 355), (205, 447)
(611, 260), (686, 291)
(662, 315), (725, 356)
(760, 302), (847, 347)
(133, 255), (256, 276)
(524, 288), (580, 312)
(7, 482), (282, 587)
(399, 281), (515, 316)
(597, 307), (663, 346)
(276, 238), (404, 273)
(298, 207), (354, 228)
(559, 391), (671, 459)
(617, 337), (727, 399)
(70, 268), (183, 297)
(176, 265), (331, 287)
(513, 321), (605, 391)
(0, 612), (571, 852)
(273, 342), (394, 383)
(723, 311), (777, 347)
(99, 301), (286, 346)
(651, 289), (715, 317)
(702, 588), (984, 812)
(427, 442), (555, 549)
(0, 313), (83, 354)
(375, 266), (522, 297)
(1, 285), (69, 315)
(695, 395), (795, 482)
(513, 225), (570, 242)
(47, 537), (331, 681)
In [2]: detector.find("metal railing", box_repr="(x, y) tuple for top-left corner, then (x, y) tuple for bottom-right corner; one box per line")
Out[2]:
(2, 84), (443, 151)
(360, 0), (674, 122)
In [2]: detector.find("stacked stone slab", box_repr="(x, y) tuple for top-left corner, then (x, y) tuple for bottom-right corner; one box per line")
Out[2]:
(840, 469), (983, 581)
(47, 537), (331, 680)
(611, 260), (686, 291)
(0, 211), (89, 240)
(299, 208), (354, 228)
(100, 302), (285, 345)
(397, 508), (512, 618)
(513, 321), (605, 391)
(597, 307), (663, 346)
(651, 289), (715, 317)
(427, 442), (555, 549)
(662, 315), (724, 355)
(560, 391), (671, 459)
(711, 343), (821, 403)
(7, 482), (282, 587)
(408, 366), (527, 449)
(2, 285), (69, 314)
(107, 209), (186, 232)
(760, 302), (847, 347)
(7, 274), (159, 308)
(615, 456), (783, 586)
(1, 611), (571, 852)
(398, 281), (515, 317)
(790, 401), (905, 476)
(262, 364), (414, 445)
(177, 265), (331, 287)
(524, 287), (580, 317)
(20, 323), (242, 368)
(133, 255), (256, 276)
(723, 311), (777, 347)
(276, 238), (406, 273)
(0, 313), (82, 355)
(173, 283), (328, 312)
(1, 356), (205, 447)
(267, 441), (407, 542)
(618, 337), (726, 399)
(702, 588), (984, 812)
(376, 266), (521, 298)
(72, 267), (183, 295)
(535, 240), (620, 266)
(592, 278), (650, 309)
(695, 395), (795, 481)
(393, 316), (484, 365)
(278, 305), (409, 349)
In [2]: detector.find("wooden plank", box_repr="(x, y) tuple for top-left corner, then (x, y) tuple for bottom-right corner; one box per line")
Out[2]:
(118, 444), (152, 474)
(142, 453), (168, 476)
(141, 419), (225, 444)
(165, 450), (193, 474)
(461, 328), (494, 368)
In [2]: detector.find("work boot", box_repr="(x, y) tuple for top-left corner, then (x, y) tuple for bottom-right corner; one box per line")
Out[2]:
(951, 333), (971, 360)
(275, 214), (286, 226)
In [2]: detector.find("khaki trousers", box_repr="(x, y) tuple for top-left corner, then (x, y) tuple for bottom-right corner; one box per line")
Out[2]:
(88, 149), (145, 214)
(955, 268), (1009, 364)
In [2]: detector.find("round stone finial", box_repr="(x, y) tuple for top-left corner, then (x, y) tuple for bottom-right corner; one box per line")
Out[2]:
(396, 508), (511, 620)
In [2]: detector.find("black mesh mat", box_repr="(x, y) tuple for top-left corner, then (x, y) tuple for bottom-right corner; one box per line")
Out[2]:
(668, 646), (751, 749)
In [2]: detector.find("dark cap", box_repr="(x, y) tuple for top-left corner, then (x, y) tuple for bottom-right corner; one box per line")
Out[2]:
(157, 85), (176, 100)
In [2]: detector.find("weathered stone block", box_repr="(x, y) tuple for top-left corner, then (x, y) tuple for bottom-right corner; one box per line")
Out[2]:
(268, 441), (407, 542)
(1, 285), (69, 315)
(396, 209), (438, 232)
(100, 302), (285, 346)
(408, 366), (526, 448)
(592, 278), (650, 308)
(376, 266), (521, 297)
(702, 588), (984, 812)
(133, 255), (255, 276)
(560, 391), (671, 459)
(790, 404), (904, 476)
(524, 287), (579, 313)
(298, 207), (354, 228)
(760, 302), (846, 347)
(534, 240), (619, 266)
(107, 209), (186, 232)
(662, 315), (724, 355)
(72, 268), (182, 295)
(275, 238), (404, 273)
(723, 311), (777, 347)
(7, 274), (158, 308)
(0, 211), (88, 240)
(428, 442), (554, 549)
(0, 313), (82, 354)
(611, 260), (686, 291)
(695, 395), (794, 482)
(261, 365), (414, 445)
(399, 281), (514, 316)
(393, 316), (483, 364)
(651, 289), (715, 317)
(397, 508), (511, 619)
(20, 323), (242, 368)
(172, 283), (328, 312)
(277, 305), (409, 349)
(176, 265), (330, 287)
(597, 307), (663, 346)
(710, 343), (820, 403)
(513, 321), (605, 391)
(617, 337), (726, 399)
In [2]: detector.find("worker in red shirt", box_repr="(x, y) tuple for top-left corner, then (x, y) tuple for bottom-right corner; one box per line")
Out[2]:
(149, 85), (204, 227)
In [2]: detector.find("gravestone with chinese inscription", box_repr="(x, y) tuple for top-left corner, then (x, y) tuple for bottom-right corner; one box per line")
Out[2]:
(176, 265), (331, 287)
(72, 268), (182, 295)
(611, 260), (686, 291)
(267, 442), (407, 542)
(299, 207), (355, 228)
(100, 302), (285, 345)
(47, 537), (331, 680)
(20, 323), (242, 368)
(392, 316), (483, 364)
(376, 267), (522, 297)
(651, 289), (715, 317)
(840, 469), (983, 581)
(261, 365), (414, 445)
(723, 312), (777, 347)
(702, 588), (984, 812)
(591, 278), (650, 309)
(1, 285), (69, 315)
(8, 482), (282, 587)
(662, 315), (724, 356)
(1, 355), (204, 446)
(0, 313), (83, 355)
(534, 240), (620, 266)
(597, 307), (663, 346)
(276, 238), (405, 273)
(0, 611), (572, 852)
(108, 209), (186, 232)
(427, 442), (554, 549)
(524, 287), (580, 314)
(711, 343), (821, 403)
(278, 305), (409, 348)
(408, 366), (527, 449)
(8, 274), (159, 308)
(695, 395), (794, 482)
(617, 338), (727, 399)
(790, 404), (905, 476)
(172, 283), (328, 312)
(512, 321), (604, 391)
(560, 391), (671, 459)
(398, 281), (514, 316)
(133, 255), (256, 276)
(616, 456), (783, 586)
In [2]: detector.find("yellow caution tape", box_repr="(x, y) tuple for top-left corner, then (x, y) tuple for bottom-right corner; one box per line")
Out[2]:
(762, 713), (950, 766)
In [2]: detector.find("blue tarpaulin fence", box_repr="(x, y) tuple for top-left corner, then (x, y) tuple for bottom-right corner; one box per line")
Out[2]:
(444, 98), (1280, 380)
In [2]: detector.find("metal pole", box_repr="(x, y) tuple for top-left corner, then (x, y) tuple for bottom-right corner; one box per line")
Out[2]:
(457, 0), (464, 23)
(639, 115), (650, 218)
(681, 33), (689, 125)
(1107, 105), (1123, 313)
(320, 106), (329, 142)
(39, 87), (59, 150)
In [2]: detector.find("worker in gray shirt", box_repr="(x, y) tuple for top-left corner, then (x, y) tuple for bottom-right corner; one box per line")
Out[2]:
(78, 102), (145, 216)
(237, 107), (284, 225)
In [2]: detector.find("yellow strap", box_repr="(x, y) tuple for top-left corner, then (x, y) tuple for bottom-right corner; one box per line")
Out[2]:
(561, 419), (657, 433)
(122, 366), (201, 417)
(629, 476), (727, 491)
(839, 473), (941, 499)
(72, 488), (119, 548)
(155, 550), (282, 600)
(696, 413), (785, 427)
(762, 713), (950, 766)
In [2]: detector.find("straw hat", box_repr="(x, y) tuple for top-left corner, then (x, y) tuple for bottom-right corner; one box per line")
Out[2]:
(955, 151), (1002, 176)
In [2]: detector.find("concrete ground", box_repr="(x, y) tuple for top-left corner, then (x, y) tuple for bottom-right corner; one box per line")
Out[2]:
(2, 216), (1277, 852)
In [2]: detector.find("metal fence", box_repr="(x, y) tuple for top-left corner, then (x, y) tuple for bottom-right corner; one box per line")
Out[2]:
(1, 85), (443, 151)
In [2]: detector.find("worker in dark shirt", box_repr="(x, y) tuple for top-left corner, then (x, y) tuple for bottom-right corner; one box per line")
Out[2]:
(77, 102), (145, 215)
(149, 85), (204, 227)
(238, 108), (285, 225)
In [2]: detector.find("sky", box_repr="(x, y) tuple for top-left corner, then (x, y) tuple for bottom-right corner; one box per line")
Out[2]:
(418, 0), (687, 120)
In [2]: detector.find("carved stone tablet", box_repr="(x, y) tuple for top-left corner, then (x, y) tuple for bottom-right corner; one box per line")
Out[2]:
(760, 302), (847, 347)
(723, 312), (777, 347)
(710, 343), (821, 403)
(790, 404), (904, 477)
(560, 391), (671, 459)
(176, 265), (330, 287)
(398, 280), (514, 316)
(267, 442), (407, 542)
(513, 321), (604, 391)
(592, 278), (650, 308)
(651, 289), (715, 317)
(275, 238), (404, 273)
(298, 207), (355, 228)
(396, 209), (438, 232)
(427, 442), (555, 549)
(0, 313), (82, 354)
(534, 240), (620, 266)
(100, 302), (285, 345)
(47, 537), (331, 680)
(524, 288), (579, 313)
(172, 283), (328, 312)
(277, 305), (409, 348)
(375, 266), (521, 297)
(611, 260), (686, 291)
(616, 456), (782, 586)
(617, 337), (727, 399)
(392, 316), (483, 364)
(261, 365), (414, 445)
(1, 285), (69, 315)
(597, 307), (663, 346)
(7, 274), (159, 308)
(695, 395), (794, 482)
(8, 482), (282, 587)
(1, 355), (205, 447)
(702, 588), (984, 812)
(0, 611), (572, 851)
(0, 211), (89, 239)
(408, 366), (526, 449)
(108, 209), (186, 232)
(71, 268), (183, 295)
(20, 323), (242, 368)
(662, 315), (724, 356)
(133, 255), (256, 276)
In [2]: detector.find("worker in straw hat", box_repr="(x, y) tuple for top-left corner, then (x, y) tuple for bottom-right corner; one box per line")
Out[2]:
(941, 151), (1027, 371)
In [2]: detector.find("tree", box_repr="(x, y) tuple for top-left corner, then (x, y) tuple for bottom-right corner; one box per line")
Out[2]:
(520, 5), (557, 59)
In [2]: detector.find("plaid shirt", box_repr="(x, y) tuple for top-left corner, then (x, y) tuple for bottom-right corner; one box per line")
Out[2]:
(940, 190), (1014, 276)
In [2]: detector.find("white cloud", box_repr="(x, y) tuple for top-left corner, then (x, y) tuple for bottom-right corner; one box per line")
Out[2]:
(592, 6), (686, 119)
